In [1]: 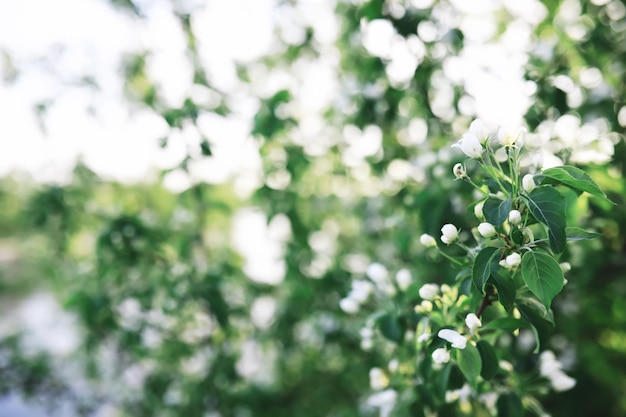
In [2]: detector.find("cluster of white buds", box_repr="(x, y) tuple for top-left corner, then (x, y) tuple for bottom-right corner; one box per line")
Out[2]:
(440, 224), (459, 245)
(499, 252), (522, 269)
(452, 119), (527, 160)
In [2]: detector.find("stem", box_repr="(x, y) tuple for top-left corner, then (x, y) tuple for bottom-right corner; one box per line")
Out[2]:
(476, 287), (495, 318)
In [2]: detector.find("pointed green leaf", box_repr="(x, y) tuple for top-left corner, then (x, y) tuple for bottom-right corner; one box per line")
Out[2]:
(523, 186), (566, 253)
(566, 227), (602, 241)
(483, 197), (512, 226)
(489, 272), (516, 311)
(518, 297), (555, 353)
(521, 250), (564, 309)
(476, 340), (498, 380)
(472, 247), (499, 291)
(541, 165), (614, 204)
(457, 343), (481, 388)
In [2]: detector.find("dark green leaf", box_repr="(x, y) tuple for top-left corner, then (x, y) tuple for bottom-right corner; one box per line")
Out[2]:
(523, 186), (566, 253)
(457, 343), (481, 388)
(489, 273), (516, 311)
(483, 197), (512, 226)
(378, 313), (403, 342)
(476, 340), (498, 380)
(472, 247), (499, 291)
(541, 165), (614, 204)
(521, 250), (564, 308)
(518, 297), (555, 353)
(496, 393), (524, 417)
(566, 227), (602, 241)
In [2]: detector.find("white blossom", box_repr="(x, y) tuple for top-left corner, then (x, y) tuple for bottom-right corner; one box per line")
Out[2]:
(474, 201), (485, 219)
(550, 372), (576, 391)
(477, 222), (497, 238)
(349, 280), (373, 302)
(432, 348), (451, 364)
(497, 125), (526, 147)
(367, 263), (389, 284)
(367, 389), (398, 417)
(452, 133), (483, 158)
(369, 367), (389, 390)
(438, 329), (467, 349)
(395, 269), (412, 291)
(440, 224), (459, 245)
(339, 298), (360, 314)
(453, 163), (467, 179)
(418, 284), (440, 300)
(469, 119), (490, 144)
(539, 350), (576, 392)
(522, 174), (536, 193)
(559, 262), (571, 273)
(420, 233), (437, 247)
(508, 210), (522, 225)
(465, 313), (482, 333)
(499, 252), (521, 269)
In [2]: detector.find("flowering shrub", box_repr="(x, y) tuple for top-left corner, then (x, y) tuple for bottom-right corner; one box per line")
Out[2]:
(341, 120), (612, 416)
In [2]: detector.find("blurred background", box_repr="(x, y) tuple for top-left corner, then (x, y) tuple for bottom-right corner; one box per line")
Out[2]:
(0, 0), (625, 416)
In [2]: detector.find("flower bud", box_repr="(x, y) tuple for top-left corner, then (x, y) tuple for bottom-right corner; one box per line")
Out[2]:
(474, 201), (484, 219)
(522, 174), (536, 193)
(395, 269), (412, 291)
(339, 298), (360, 314)
(559, 262), (571, 273)
(415, 300), (433, 313)
(477, 222), (497, 238)
(453, 163), (467, 179)
(508, 209), (522, 225)
(432, 348), (451, 364)
(500, 252), (522, 269)
(369, 367), (389, 390)
(420, 233), (437, 248)
(418, 284), (440, 300)
(465, 313), (482, 333)
(440, 224), (459, 245)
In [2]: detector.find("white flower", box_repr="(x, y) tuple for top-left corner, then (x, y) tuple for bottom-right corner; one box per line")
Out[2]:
(395, 269), (412, 291)
(474, 201), (485, 219)
(452, 133), (483, 158)
(453, 163), (467, 179)
(559, 262), (571, 273)
(367, 262), (389, 284)
(420, 233), (437, 248)
(369, 367), (389, 390)
(469, 119), (490, 144)
(432, 348), (451, 364)
(499, 252), (521, 269)
(418, 284), (440, 300)
(388, 359), (399, 372)
(440, 224), (459, 245)
(477, 222), (497, 238)
(349, 280), (373, 302)
(367, 389), (398, 417)
(550, 372), (576, 392)
(497, 125), (526, 147)
(438, 329), (467, 349)
(508, 210), (522, 225)
(522, 174), (536, 193)
(339, 297), (359, 314)
(465, 313), (482, 333)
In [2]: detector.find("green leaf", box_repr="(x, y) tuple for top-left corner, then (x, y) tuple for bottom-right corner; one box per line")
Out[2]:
(541, 165), (614, 204)
(566, 227), (602, 241)
(489, 266), (516, 311)
(457, 343), (481, 388)
(472, 247), (499, 291)
(523, 186), (566, 253)
(483, 197), (512, 226)
(482, 317), (528, 332)
(476, 340), (498, 380)
(378, 313), (403, 342)
(521, 251), (564, 308)
(517, 297), (555, 353)
(496, 393), (524, 417)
